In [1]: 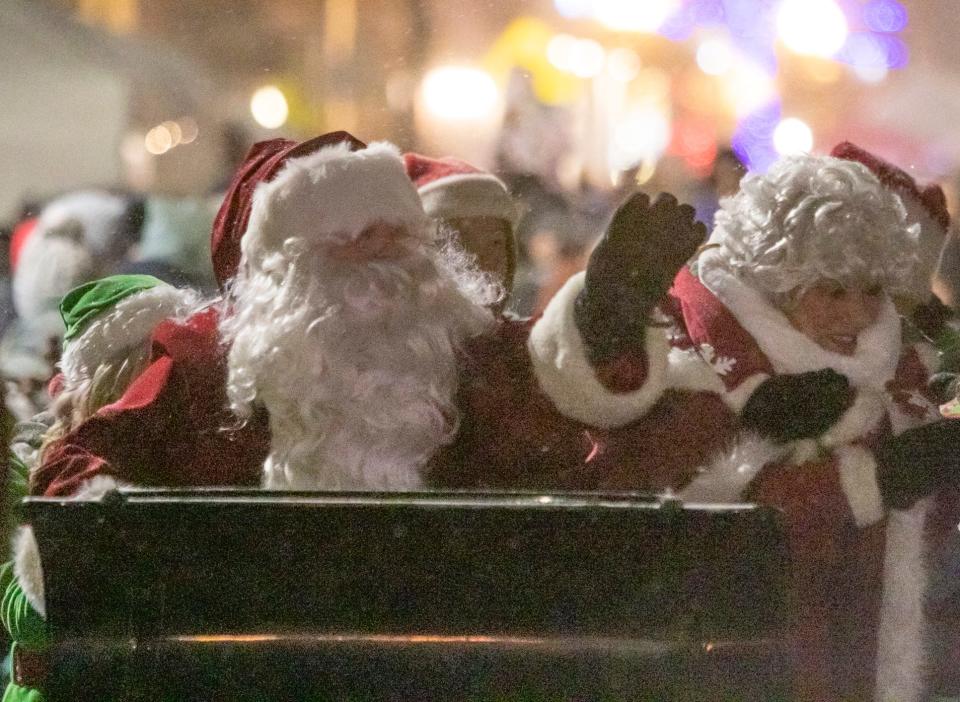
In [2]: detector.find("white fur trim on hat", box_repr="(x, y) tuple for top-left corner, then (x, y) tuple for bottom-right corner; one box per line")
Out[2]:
(679, 432), (788, 503)
(698, 247), (902, 391)
(245, 141), (428, 255)
(528, 272), (671, 428)
(59, 284), (198, 387)
(835, 444), (885, 527)
(418, 173), (518, 226)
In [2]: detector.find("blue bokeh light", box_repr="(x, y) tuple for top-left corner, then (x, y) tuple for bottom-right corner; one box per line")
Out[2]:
(732, 101), (782, 172)
(863, 0), (908, 34)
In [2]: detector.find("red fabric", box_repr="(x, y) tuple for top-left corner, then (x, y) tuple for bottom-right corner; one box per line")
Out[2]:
(403, 152), (484, 188)
(211, 131), (366, 288)
(31, 307), (270, 498)
(428, 316), (735, 493)
(671, 267), (775, 389)
(593, 351), (648, 393)
(832, 141), (950, 231)
(9, 217), (37, 272)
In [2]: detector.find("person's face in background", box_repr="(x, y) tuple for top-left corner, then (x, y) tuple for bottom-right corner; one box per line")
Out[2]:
(442, 216), (516, 294)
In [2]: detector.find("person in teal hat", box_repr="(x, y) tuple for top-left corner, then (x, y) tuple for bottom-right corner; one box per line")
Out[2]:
(2, 274), (198, 701)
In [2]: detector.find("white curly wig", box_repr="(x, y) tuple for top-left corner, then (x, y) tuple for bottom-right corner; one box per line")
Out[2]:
(706, 154), (920, 305)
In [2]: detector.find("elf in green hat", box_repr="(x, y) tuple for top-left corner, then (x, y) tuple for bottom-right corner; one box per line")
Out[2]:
(2, 274), (198, 701)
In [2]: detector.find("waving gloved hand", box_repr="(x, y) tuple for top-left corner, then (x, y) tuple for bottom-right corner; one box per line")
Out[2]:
(875, 419), (960, 509)
(573, 192), (707, 364)
(740, 369), (853, 444)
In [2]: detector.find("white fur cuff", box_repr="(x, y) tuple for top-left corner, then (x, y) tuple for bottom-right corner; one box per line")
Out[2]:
(10, 476), (126, 620)
(835, 444), (885, 528)
(527, 272), (670, 428)
(13, 526), (44, 618)
(679, 433), (787, 503)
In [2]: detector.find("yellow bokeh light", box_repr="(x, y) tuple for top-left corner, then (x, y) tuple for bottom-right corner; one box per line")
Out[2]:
(421, 67), (500, 122)
(144, 124), (173, 155)
(250, 85), (289, 130)
(179, 117), (199, 144)
(483, 17), (582, 105)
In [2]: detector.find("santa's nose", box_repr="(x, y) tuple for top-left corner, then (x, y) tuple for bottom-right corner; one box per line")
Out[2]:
(327, 221), (414, 262)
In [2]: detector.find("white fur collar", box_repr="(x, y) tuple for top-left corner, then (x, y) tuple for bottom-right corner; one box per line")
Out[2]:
(697, 248), (902, 390)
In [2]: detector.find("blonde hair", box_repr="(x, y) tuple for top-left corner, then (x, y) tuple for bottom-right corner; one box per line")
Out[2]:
(39, 341), (153, 461)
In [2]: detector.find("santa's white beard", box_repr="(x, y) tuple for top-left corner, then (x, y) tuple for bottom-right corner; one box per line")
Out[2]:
(222, 244), (493, 490)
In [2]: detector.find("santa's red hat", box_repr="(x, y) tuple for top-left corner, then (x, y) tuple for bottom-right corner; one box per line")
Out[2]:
(404, 153), (518, 226)
(241, 140), (428, 266)
(831, 141), (950, 232)
(211, 131), (366, 288)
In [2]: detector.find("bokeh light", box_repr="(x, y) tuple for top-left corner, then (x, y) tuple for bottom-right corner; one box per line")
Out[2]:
(420, 66), (500, 121)
(144, 124), (173, 155)
(553, 0), (592, 19)
(773, 117), (814, 155)
(593, 0), (679, 33)
(547, 35), (605, 78)
(696, 37), (734, 76)
(250, 85), (289, 129)
(863, 0), (908, 33)
(606, 47), (641, 83)
(610, 105), (672, 170)
(725, 60), (777, 117)
(178, 117), (199, 144)
(777, 0), (848, 58)
(732, 101), (781, 172)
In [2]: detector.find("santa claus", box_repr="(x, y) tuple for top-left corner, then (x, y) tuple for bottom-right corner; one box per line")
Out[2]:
(219, 140), (495, 490)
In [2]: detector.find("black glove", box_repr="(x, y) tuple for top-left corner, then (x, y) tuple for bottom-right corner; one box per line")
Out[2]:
(740, 369), (853, 444)
(573, 192), (707, 364)
(928, 372), (959, 405)
(911, 295), (954, 342)
(876, 420), (960, 509)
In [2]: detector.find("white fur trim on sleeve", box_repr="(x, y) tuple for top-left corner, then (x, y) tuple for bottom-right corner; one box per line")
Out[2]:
(13, 525), (44, 618)
(875, 497), (933, 702)
(835, 444), (885, 528)
(71, 474), (127, 500)
(679, 433), (787, 503)
(527, 272), (670, 428)
(818, 390), (888, 449)
(11, 476), (127, 618)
